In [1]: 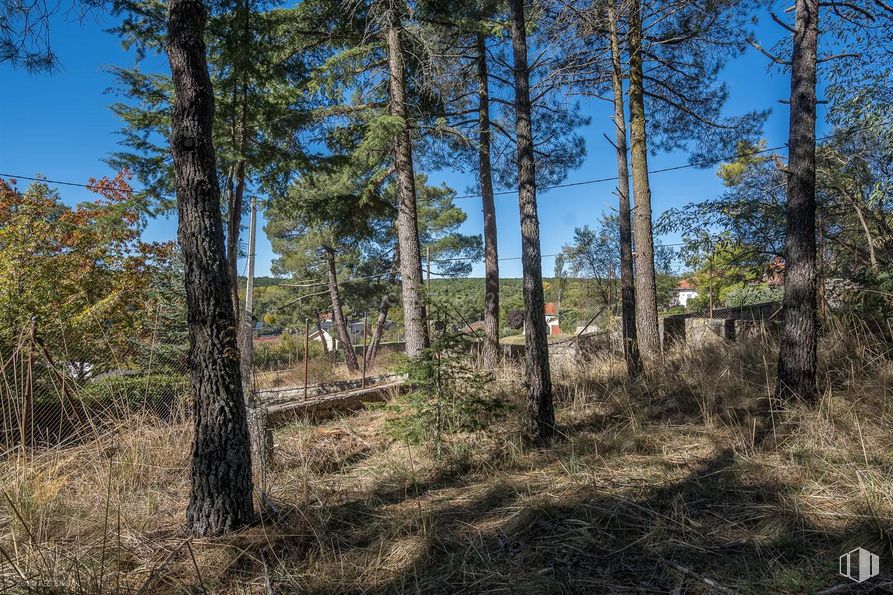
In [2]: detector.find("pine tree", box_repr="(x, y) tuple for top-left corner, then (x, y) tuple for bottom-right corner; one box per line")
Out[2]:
(747, 0), (892, 401)
(607, 0), (642, 377)
(508, 0), (555, 443)
(166, 0), (254, 536)
(554, 0), (766, 359)
(108, 0), (316, 320)
(419, 0), (587, 367)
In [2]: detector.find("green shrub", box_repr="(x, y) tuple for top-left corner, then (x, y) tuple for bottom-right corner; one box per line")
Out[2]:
(722, 284), (782, 307)
(377, 324), (512, 451)
(253, 332), (327, 370)
(559, 309), (580, 333)
(79, 373), (189, 408)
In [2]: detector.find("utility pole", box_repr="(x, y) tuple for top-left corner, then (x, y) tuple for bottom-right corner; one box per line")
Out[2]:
(244, 195), (257, 318)
(426, 246), (431, 338)
(708, 241), (714, 318)
(362, 312), (368, 387)
(241, 194), (258, 404)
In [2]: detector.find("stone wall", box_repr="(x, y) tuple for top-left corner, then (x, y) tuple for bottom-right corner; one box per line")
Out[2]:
(500, 332), (613, 367)
(661, 317), (779, 349)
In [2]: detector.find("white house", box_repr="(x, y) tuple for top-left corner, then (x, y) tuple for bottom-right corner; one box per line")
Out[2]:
(670, 279), (699, 307)
(309, 328), (336, 351)
(544, 302), (561, 336)
(521, 302), (562, 337)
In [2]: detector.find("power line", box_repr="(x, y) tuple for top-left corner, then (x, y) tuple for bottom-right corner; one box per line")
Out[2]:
(0, 139), (801, 201)
(5, 119), (890, 204)
(451, 119), (893, 201)
(452, 144), (786, 200)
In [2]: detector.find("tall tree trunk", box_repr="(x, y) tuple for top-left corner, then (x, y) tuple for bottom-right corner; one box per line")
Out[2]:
(609, 1), (642, 378)
(315, 313), (329, 355)
(476, 32), (501, 368)
(324, 246), (359, 371)
(227, 160), (245, 325)
(227, 0), (251, 326)
(385, 4), (428, 358)
(509, 0), (555, 443)
(776, 0), (818, 402)
(627, 0), (660, 358)
(167, 0), (254, 536)
(365, 293), (392, 367)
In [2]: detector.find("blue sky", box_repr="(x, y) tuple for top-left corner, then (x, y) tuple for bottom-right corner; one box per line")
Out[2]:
(0, 6), (824, 278)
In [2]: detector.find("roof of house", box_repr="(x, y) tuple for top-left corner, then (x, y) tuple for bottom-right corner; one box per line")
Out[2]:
(676, 279), (696, 290)
(462, 321), (487, 334)
(767, 256), (785, 286)
(544, 302), (558, 316)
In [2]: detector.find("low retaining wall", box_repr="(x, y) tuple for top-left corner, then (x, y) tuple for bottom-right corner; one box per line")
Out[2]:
(660, 301), (782, 349)
(662, 317), (779, 349)
(265, 381), (403, 426)
(255, 374), (401, 408)
(500, 332), (611, 367)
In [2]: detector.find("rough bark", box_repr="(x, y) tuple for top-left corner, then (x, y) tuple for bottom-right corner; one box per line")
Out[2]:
(509, 0), (555, 443)
(226, 160), (245, 324)
(608, 0), (643, 379)
(324, 246), (359, 371)
(385, 4), (428, 358)
(365, 293), (392, 367)
(627, 0), (660, 358)
(314, 314), (329, 355)
(476, 33), (501, 368)
(226, 0), (250, 325)
(166, 0), (254, 536)
(776, 0), (819, 402)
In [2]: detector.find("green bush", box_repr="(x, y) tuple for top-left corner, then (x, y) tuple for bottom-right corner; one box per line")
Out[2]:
(500, 327), (521, 338)
(79, 373), (189, 408)
(722, 284), (782, 307)
(377, 321), (512, 450)
(253, 332), (327, 370)
(686, 294), (710, 313)
(559, 309), (580, 333)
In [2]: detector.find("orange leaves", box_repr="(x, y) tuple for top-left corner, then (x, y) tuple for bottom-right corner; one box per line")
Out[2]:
(86, 169), (135, 203)
(0, 172), (176, 361)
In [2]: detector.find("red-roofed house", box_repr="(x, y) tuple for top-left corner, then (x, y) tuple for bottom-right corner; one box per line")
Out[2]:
(544, 303), (561, 336)
(670, 279), (699, 307)
(766, 257), (784, 287)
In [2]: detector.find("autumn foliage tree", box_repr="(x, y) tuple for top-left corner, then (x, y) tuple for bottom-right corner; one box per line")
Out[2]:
(0, 173), (174, 377)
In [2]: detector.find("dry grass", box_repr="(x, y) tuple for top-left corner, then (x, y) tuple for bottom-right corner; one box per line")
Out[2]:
(2, 321), (893, 593)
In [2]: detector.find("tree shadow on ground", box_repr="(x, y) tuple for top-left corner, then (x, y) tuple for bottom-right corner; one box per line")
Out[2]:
(235, 438), (891, 594)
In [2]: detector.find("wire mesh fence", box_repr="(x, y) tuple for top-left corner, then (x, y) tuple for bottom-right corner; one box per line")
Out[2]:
(0, 298), (409, 452)
(0, 302), (191, 451)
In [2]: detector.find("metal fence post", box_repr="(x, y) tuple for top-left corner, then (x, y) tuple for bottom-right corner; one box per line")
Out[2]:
(303, 318), (310, 401)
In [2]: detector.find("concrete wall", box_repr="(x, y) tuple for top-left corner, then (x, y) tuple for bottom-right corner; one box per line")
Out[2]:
(661, 317), (779, 349)
(500, 332), (612, 367)
(684, 318), (732, 346)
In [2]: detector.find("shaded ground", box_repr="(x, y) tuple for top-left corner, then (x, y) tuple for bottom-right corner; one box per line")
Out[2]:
(2, 334), (893, 593)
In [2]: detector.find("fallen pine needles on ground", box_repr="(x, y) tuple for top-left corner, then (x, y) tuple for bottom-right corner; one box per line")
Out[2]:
(1, 320), (892, 593)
